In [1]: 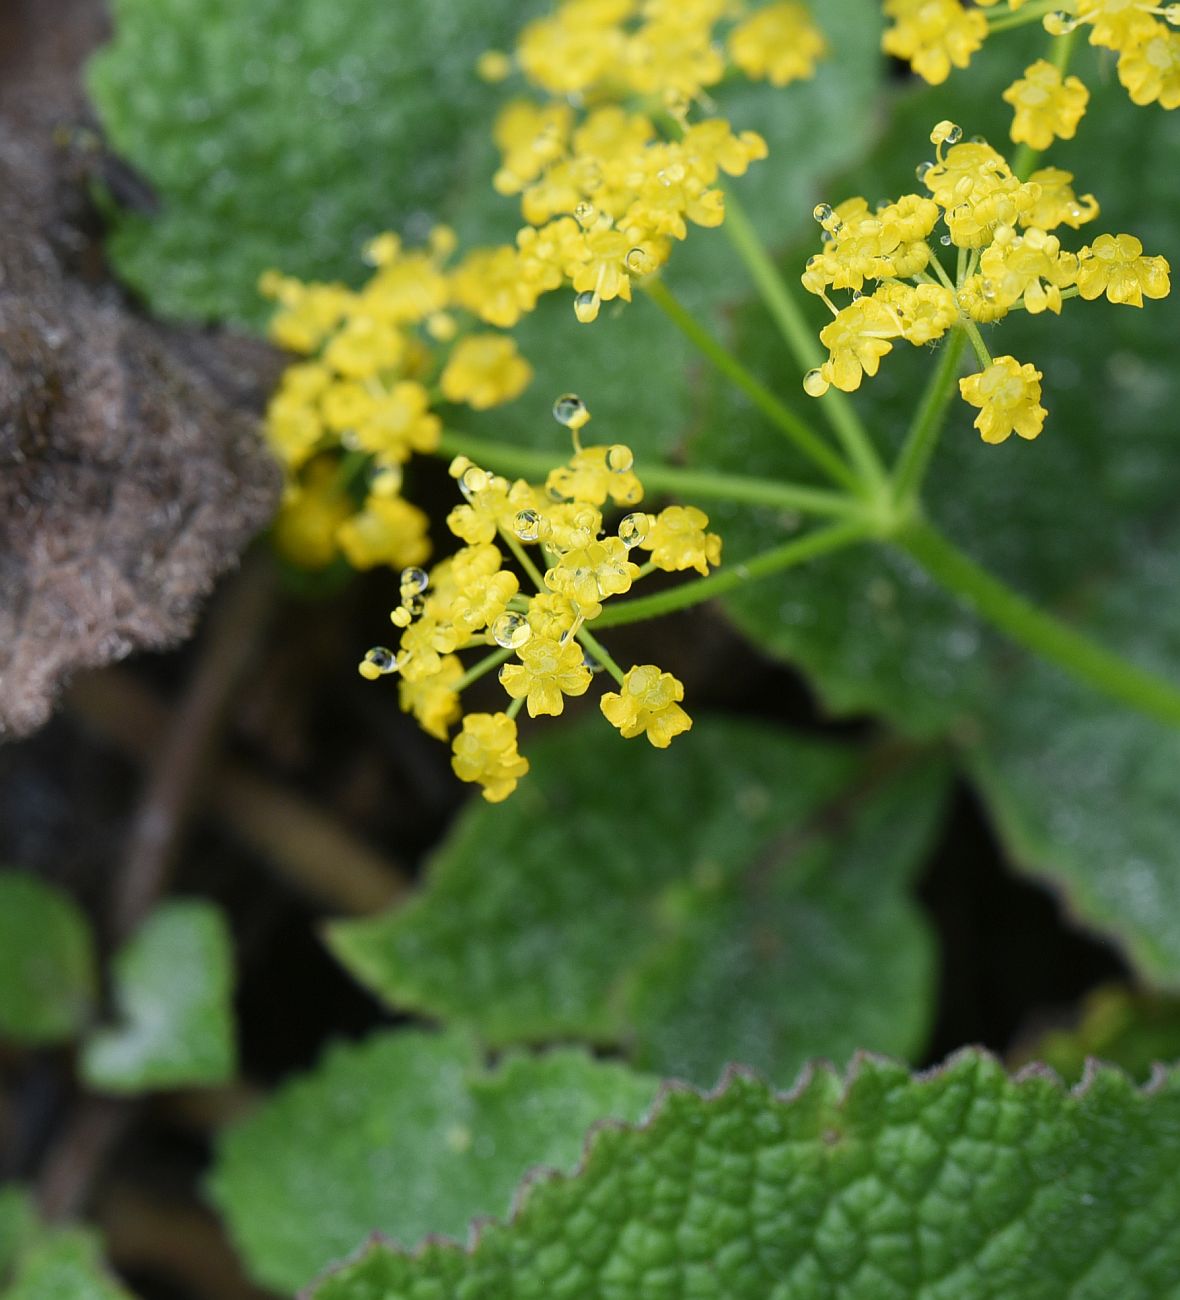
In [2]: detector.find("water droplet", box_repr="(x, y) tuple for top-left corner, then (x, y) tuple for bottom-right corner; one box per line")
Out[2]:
(574, 200), (597, 228)
(945, 124), (963, 144)
(492, 611), (532, 650)
(399, 566), (429, 598)
(361, 646), (397, 677)
(606, 444), (633, 473)
(514, 508), (543, 542)
(340, 429), (362, 451)
(1163, 2), (1180, 23)
(573, 290), (601, 323)
(802, 368), (829, 397)
(618, 512), (649, 548)
(812, 202), (833, 224)
(460, 465), (490, 498)
(851, 289), (863, 301)
(368, 464), (403, 497)
(553, 394), (589, 429)
(915, 161), (933, 182)
(982, 278), (996, 302)
(625, 246), (654, 276)
(940, 234), (952, 246)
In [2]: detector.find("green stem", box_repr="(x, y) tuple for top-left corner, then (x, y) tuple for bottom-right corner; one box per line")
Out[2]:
(454, 646), (513, 693)
(899, 519), (1180, 728)
(506, 694), (525, 721)
(437, 435), (858, 520)
(985, 0), (1058, 33)
(500, 527), (547, 592)
(592, 520), (874, 628)
(960, 317), (993, 368)
(1012, 26), (1082, 179)
(721, 186), (890, 493)
(576, 626), (626, 685)
(892, 326), (968, 507)
(641, 278), (861, 493)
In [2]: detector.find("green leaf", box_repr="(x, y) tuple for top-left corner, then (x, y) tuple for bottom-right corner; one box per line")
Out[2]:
(692, 48), (1180, 979)
(80, 900), (235, 1093)
(0, 874), (96, 1045)
(2, 1231), (134, 1300)
(87, 0), (549, 327)
(0, 1188), (39, 1281)
(329, 718), (947, 1086)
(1013, 985), (1180, 1087)
(207, 1029), (660, 1294)
(311, 1050), (1180, 1299)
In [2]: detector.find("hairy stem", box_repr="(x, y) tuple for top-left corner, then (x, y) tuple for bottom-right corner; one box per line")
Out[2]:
(721, 186), (889, 493)
(592, 520), (874, 628)
(437, 430), (860, 518)
(899, 519), (1180, 728)
(640, 277), (862, 492)
(892, 326), (969, 507)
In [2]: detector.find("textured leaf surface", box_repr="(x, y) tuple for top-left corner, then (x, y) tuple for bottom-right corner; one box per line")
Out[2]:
(312, 1050), (1180, 1299)
(694, 47), (1180, 980)
(1014, 985), (1180, 1086)
(330, 718), (947, 1086)
(0, 874), (96, 1044)
(81, 900), (235, 1093)
(208, 1029), (659, 1293)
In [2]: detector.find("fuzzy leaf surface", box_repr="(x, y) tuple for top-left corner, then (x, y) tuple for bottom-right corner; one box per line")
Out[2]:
(312, 1050), (1180, 1299)
(81, 900), (235, 1093)
(330, 718), (946, 1086)
(0, 874), (96, 1045)
(208, 1030), (659, 1293)
(693, 47), (1180, 980)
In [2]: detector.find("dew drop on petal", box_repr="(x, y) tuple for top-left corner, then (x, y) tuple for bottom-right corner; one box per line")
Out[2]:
(514, 508), (544, 542)
(803, 368), (830, 397)
(361, 646), (398, 676)
(573, 290), (601, 323)
(606, 444), (633, 472)
(618, 512), (649, 548)
(492, 611), (532, 650)
(553, 394), (588, 428)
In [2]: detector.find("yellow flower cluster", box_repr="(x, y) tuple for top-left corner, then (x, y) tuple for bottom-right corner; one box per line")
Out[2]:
(884, 1), (1180, 134)
(464, 0), (826, 326)
(357, 397), (718, 801)
(260, 228), (536, 573)
(802, 121), (1171, 444)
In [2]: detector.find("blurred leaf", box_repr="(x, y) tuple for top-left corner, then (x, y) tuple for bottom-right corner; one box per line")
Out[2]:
(2, 1231), (134, 1300)
(0, 1192), (132, 1300)
(311, 1050), (1180, 1299)
(0, 874), (96, 1045)
(81, 900), (235, 1093)
(693, 49), (1180, 980)
(1013, 985), (1180, 1087)
(330, 718), (947, 1086)
(207, 1029), (659, 1293)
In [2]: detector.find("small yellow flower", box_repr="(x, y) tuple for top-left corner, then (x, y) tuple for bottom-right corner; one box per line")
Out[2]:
(882, 0), (987, 86)
(451, 712), (530, 803)
(336, 495), (432, 570)
(499, 636), (592, 717)
(600, 664), (692, 748)
(353, 381), (441, 462)
(640, 506), (722, 576)
(814, 295), (904, 393)
(1076, 0), (1159, 52)
(1019, 168), (1100, 232)
(450, 246), (541, 328)
(1076, 233), (1171, 307)
(545, 537), (640, 616)
(440, 334), (533, 410)
(546, 445), (643, 509)
(271, 461), (351, 570)
(959, 357), (1047, 445)
(322, 316), (405, 379)
(1116, 24), (1180, 109)
(399, 654), (464, 740)
(1003, 60), (1089, 151)
(728, 3), (828, 87)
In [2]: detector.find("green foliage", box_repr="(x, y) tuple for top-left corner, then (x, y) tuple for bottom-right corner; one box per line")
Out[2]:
(1014, 985), (1180, 1086)
(208, 1029), (659, 1293)
(87, 0), (548, 327)
(0, 874), (96, 1045)
(311, 1050), (1180, 1299)
(81, 901), (235, 1093)
(693, 52), (1180, 982)
(0, 1190), (132, 1300)
(330, 718), (947, 1086)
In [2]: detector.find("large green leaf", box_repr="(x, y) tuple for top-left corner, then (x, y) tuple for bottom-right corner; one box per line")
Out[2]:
(207, 1029), (659, 1294)
(312, 1049), (1180, 1299)
(691, 44), (1180, 979)
(329, 718), (947, 1086)
(0, 874), (96, 1045)
(80, 900), (235, 1093)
